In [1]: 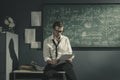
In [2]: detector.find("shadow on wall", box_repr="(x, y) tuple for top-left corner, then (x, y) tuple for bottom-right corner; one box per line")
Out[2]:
(9, 39), (19, 71)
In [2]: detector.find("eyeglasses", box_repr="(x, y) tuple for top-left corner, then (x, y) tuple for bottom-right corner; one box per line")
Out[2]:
(55, 30), (63, 33)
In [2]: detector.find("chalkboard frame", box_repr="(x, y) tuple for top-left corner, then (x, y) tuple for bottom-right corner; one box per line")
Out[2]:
(43, 3), (120, 51)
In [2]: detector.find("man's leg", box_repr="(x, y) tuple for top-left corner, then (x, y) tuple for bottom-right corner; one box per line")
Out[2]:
(43, 64), (57, 80)
(62, 62), (77, 80)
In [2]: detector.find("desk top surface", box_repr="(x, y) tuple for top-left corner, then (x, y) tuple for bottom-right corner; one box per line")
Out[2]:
(13, 70), (65, 74)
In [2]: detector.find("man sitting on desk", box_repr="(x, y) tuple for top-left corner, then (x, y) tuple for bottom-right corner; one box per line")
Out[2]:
(43, 21), (77, 80)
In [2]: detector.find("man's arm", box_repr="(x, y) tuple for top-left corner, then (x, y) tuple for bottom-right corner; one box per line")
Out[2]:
(43, 39), (51, 62)
(57, 37), (74, 63)
(43, 39), (59, 65)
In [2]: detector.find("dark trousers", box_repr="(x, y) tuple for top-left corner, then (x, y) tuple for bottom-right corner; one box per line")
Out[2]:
(43, 61), (77, 80)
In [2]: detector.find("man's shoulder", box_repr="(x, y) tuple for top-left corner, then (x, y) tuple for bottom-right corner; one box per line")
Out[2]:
(44, 35), (69, 41)
(61, 35), (69, 40)
(44, 35), (52, 41)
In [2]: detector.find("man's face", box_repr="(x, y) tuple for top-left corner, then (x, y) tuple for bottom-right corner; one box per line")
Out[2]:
(53, 26), (64, 37)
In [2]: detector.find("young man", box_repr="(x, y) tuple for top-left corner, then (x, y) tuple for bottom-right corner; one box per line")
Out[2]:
(43, 21), (77, 80)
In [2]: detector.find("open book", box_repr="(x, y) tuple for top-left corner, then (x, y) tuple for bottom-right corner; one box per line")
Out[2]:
(57, 54), (73, 64)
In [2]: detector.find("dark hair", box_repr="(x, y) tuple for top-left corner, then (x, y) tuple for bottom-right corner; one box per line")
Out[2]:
(53, 21), (64, 29)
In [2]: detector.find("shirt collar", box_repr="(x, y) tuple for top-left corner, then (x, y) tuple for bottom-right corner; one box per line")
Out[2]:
(51, 34), (63, 40)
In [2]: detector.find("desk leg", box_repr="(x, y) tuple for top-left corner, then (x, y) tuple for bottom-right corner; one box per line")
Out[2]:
(63, 73), (66, 80)
(13, 73), (16, 80)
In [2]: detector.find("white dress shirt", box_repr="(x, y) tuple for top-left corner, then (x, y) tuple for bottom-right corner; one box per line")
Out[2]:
(43, 34), (74, 62)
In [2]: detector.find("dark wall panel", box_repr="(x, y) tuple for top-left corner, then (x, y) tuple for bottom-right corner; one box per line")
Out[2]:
(0, 0), (120, 80)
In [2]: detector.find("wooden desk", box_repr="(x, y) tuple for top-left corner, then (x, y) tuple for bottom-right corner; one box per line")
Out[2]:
(12, 70), (66, 80)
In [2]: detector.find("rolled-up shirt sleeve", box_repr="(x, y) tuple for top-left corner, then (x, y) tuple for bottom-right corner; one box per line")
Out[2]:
(66, 37), (74, 60)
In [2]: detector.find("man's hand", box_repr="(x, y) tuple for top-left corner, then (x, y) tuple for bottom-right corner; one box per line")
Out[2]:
(66, 59), (72, 63)
(47, 60), (52, 64)
(51, 59), (57, 64)
(47, 59), (59, 64)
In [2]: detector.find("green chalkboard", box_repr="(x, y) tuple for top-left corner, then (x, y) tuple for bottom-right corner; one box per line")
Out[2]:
(43, 4), (120, 47)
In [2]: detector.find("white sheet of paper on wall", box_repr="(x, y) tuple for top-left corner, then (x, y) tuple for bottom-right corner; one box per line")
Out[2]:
(25, 29), (36, 44)
(31, 11), (41, 26)
(31, 41), (41, 48)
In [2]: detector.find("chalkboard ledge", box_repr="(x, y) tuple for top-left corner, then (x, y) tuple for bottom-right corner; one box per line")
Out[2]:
(72, 47), (120, 51)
